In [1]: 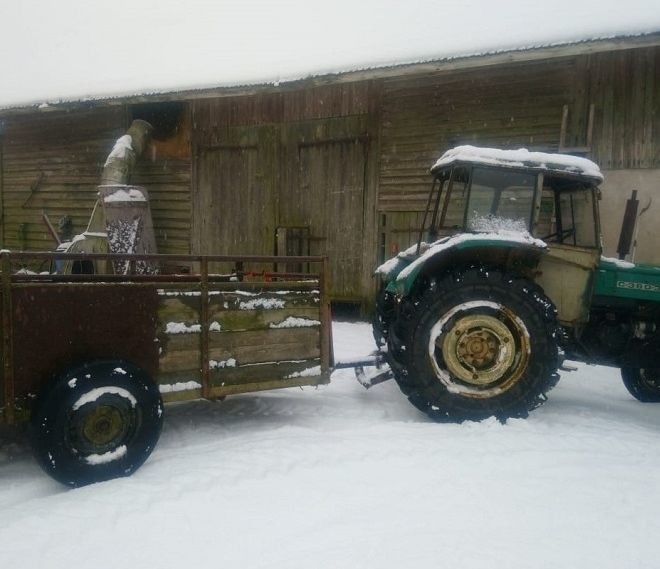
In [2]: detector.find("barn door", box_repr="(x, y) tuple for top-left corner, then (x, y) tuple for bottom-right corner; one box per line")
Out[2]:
(194, 126), (278, 270)
(281, 117), (368, 301)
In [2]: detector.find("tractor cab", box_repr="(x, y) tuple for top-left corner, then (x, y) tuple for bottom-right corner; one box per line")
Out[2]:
(422, 146), (602, 251)
(413, 146), (604, 327)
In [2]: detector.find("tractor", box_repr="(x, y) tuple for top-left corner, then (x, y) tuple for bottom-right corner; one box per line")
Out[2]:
(373, 145), (660, 422)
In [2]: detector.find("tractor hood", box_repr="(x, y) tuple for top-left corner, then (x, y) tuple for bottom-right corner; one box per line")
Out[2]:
(595, 256), (660, 301)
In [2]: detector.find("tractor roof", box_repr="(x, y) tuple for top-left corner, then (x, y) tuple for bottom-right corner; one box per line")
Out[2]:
(431, 145), (603, 183)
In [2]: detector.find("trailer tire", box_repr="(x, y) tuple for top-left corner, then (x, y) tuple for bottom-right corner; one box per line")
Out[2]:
(29, 360), (163, 487)
(620, 367), (660, 402)
(390, 267), (559, 422)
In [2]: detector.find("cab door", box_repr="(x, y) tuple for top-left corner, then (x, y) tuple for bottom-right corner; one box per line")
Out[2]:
(533, 180), (601, 326)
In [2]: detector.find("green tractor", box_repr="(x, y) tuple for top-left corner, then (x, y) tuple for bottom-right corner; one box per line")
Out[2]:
(373, 145), (660, 422)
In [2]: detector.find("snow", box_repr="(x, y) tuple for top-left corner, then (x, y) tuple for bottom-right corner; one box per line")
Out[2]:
(601, 255), (637, 269)
(239, 298), (286, 310)
(102, 187), (148, 203)
(209, 359), (237, 370)
(285, 365), (322, 379)
(269, 317), (321, 329)
(468, 214), (528, 233)
(83, 445), (127, 466)
(165, 322), (202, 334)
(1, 1), (659, 109)
(71, 386), (137, 411)
(2, 320), (660, 568)
(159, 381), (202, 394)
(395, 230), (547, 283)
(432, 145), (604, 181)
(102, 135), (133, 167)
(165, 322), (223, 334)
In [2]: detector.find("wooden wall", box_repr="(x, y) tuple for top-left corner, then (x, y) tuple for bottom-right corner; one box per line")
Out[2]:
(585, 47), (659, 169)
(0, 107), (125, 251)
(192, 83), (379, 303)
(0, 105), (192, 254)
(0, 43), (657, 301)
(376, 45), (660, 259)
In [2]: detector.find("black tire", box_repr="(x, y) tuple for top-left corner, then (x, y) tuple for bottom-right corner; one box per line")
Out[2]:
(620, 367), (660, 402)
(372, 284), (396, 348)
(29, 360), (163, 487)
(388, 267), (559, 422)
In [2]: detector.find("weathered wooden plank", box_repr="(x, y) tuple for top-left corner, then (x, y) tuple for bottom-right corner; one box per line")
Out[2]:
(208, 328), (321, 364)
(207, 373), (329, 398)
(211, 289), (320, 310)
(158, 326), (321, 370)
(210, 358), (321, 386)
(158, 295), (202, 323)
(209, 306), (321, 332)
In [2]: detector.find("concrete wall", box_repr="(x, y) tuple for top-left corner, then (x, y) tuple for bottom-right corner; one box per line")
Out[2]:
(599, 169), (660, 265)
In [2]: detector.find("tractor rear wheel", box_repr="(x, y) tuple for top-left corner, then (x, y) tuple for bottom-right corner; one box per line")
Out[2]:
(388, 268), (560, 422)
(620, 367), (660, 402)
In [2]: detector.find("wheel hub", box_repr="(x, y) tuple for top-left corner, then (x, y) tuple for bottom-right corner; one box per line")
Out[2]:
(70, 399), (136, 456)
(81, 405), (127, 447)
(428, 300), (531, 397)
(441, 314), (516, 386)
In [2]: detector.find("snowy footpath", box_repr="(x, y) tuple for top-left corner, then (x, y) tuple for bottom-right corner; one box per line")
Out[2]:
(1, 321), (659, 568)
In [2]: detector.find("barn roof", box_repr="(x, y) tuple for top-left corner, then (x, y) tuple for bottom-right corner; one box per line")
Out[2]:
(1, 0), (659, 111)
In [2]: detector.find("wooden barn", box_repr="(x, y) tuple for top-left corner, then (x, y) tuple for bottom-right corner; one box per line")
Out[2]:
(1, 33), (659, 308)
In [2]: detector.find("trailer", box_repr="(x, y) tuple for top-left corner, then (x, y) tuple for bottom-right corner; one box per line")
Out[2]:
(0, 250), (331, 486)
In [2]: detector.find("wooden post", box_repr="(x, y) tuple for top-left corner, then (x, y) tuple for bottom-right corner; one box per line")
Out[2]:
(319, 256), (333, 371)
(1, 251), (15, 424)
(199, 256), (211, 398)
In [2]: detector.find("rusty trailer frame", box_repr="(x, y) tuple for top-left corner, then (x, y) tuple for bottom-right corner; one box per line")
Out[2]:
(0, 251), (332, 426)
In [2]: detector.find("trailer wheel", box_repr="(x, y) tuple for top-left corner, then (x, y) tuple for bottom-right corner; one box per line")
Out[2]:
(29, 360), (163, 487)
(620, 367), (660, 402)
(389, 268), (559, 422)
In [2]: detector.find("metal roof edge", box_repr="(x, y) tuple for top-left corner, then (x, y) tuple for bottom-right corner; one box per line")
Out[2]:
(2, 31), (659, 117)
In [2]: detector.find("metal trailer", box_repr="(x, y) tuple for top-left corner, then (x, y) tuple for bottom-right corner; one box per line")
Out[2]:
(0, 250), (332, 485)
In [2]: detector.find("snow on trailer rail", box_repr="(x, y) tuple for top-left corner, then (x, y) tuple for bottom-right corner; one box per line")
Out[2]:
(0, 250), (332, 427)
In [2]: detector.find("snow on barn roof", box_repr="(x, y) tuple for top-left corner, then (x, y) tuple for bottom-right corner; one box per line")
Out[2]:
(431, 146), (604, 182)
(1, 0), (659, 110)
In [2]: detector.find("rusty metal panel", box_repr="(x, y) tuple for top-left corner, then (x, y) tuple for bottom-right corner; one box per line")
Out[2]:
(11, 284), (159, 401)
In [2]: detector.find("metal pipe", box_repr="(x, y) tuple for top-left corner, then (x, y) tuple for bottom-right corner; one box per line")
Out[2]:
(100, 120), (153, 185)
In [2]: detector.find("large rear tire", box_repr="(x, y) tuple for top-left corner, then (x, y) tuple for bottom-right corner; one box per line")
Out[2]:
(388, 268), (559, 422)
(29, 360), (163, 487)
(620, 367), (660, 402)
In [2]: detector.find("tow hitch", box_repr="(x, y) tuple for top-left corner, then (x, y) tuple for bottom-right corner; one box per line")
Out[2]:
(333, 351), (393, 389)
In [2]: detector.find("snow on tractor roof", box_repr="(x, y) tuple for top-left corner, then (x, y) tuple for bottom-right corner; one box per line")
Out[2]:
(431, 145), (604, 183)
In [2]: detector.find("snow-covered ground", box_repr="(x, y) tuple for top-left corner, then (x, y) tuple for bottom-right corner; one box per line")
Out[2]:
(1, 321), (659, 568)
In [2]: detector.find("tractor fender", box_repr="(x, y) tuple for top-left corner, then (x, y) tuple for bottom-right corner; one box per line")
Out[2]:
(392, 232), (547, 297)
